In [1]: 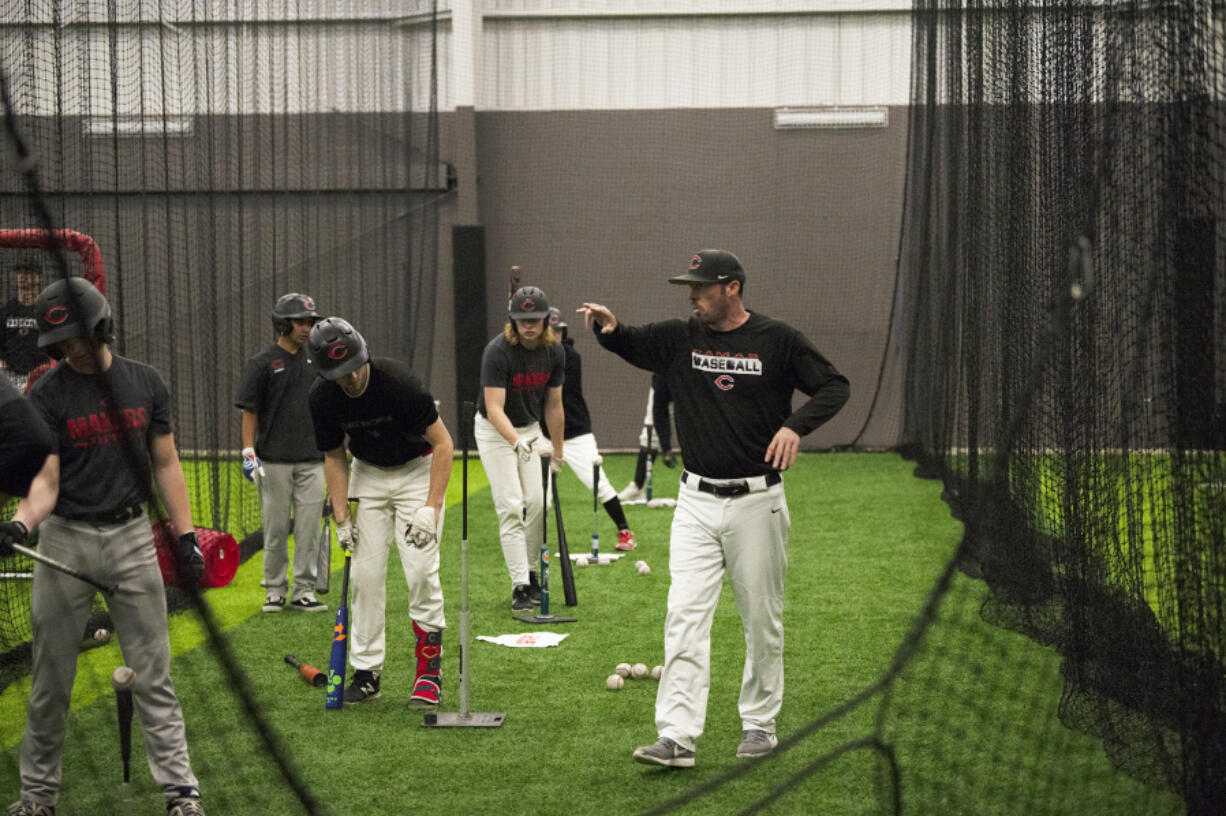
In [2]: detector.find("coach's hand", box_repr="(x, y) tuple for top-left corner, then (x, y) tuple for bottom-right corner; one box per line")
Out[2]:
(404, 506), (437, 549)
(513, 436), (537, 463)
(336, 518), (356, 554)
(241, 447), (262, 483)
(578, 303), (618, 334)
(177, 531), (206, 585)
(765, 427), (800, 471)
(0, 520), (29, 558)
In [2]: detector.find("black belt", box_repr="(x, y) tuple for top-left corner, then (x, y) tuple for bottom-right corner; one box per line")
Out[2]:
(60, 504), (144, 525)
(681, 471), (781, 497)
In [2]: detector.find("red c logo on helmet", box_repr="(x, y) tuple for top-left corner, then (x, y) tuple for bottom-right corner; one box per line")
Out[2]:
(715, 375), (735, 391)
(689, 255), (702, 270)
(328, 342), (348, 360)
(303, 297), (316, 311)
(521, 299), (536, 312)
(44, 305), (69, 325)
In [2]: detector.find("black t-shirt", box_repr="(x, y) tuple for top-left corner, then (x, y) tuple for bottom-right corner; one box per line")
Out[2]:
(235, 343), (323, 463)
(1, 299), (47, 374)
(543, 338), (590, 441)
(475, 334), (564, 427)
(597, 312), (849, 479)
(0, 376), (53, 497)
(309, 357), (438, 467)
(28, 354), (173, 515)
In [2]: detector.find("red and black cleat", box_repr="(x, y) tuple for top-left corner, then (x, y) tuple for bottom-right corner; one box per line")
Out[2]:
(410, 621), (442, 708)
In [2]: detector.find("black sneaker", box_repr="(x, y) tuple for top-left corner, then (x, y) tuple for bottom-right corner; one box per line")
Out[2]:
(289, 596), (328, 612)
(527, 571), (542, 605)
(261, 594), (285, 613)
(511, 584), (533, 612)
(343, 669), (381, 704)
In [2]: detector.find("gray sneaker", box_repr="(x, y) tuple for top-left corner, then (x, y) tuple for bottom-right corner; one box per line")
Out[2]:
(166, 797), (205, 816)
(735, 729), (778, 759)
(7, 800), (56, 816)
(632, 737), (695, 768)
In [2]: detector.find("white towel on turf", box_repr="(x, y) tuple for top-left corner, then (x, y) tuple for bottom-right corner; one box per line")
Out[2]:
(477, 632), (569, 648)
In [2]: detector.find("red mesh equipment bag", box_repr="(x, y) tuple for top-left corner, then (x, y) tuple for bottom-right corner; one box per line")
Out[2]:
(151, 519), (239, 589)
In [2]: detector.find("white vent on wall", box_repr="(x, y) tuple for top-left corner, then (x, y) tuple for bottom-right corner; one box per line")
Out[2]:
(84, 117), (194, 137)
(773, 106), (888, 130)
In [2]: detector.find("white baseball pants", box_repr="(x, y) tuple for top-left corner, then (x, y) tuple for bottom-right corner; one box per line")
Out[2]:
(348, 455), (445, 673)
(474, 414), (545, 588)
(655, 477), (789, 751)
(559, 433), (617, 504)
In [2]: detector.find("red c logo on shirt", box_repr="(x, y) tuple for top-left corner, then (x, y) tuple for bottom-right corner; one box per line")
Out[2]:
(715, 375), (735, 391)
(44, 305), (69, 325)
(328, 342), (348, 360)
(270, 359), (285, 371)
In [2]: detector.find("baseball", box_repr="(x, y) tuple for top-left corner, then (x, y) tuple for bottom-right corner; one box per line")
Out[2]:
(606, 674), (624, 691)
(637, 563), (651, 575)
(634, 560), (646, 569)
(632, 662), (649, 679)
(576, 555), (589, 567)
(592, 454), (603, 466)
(615, 662), (632, 678)
(652, 665), (664, 680)
(93, 628), (110, 644)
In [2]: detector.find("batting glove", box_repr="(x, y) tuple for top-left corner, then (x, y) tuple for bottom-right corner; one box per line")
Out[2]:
(661, 450), (677, 468)
(241, 447), (261, 482)
(177, 531), (206, 586)
(548, 455), (564, 475)
(404, 506), (437, 549)
(0, 520), (29, 558)
(513, 436), (537, 463)
(336, 518), (356, 554)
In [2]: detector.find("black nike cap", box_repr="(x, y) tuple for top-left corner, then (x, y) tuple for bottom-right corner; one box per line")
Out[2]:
(668, 249), (746, 285)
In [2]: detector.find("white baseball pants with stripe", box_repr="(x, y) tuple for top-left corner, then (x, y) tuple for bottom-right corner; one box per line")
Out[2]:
(473, 414), (545, 588)
(654, 478), (789, 751)
(348, 454), (445, 673)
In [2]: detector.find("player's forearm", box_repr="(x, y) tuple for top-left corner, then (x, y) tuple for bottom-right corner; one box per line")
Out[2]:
(545, 399), (565, 458)
(485, 403), (519, 445)
(240, 410), (258, 450)
(13, 454), (61, 531)
(153, 454), (195, 536)
(323, 448), (351, 522)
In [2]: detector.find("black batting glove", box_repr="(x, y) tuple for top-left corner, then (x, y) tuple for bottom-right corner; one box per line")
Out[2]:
(661, 450), (677, 468)
(0, 520), (29, 558)
(177, 531), (206, 586)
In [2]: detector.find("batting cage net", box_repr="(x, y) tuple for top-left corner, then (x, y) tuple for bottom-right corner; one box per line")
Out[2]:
(0, 1), (1220, 815)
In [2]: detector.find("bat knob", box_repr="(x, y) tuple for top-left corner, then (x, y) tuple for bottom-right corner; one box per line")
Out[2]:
(284, 654), (296, 665)
(111, 665), (136, 691)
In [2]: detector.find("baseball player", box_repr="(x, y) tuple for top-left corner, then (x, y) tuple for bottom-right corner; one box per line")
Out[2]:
(0, 277), (208, 816)
(474, 286), (565, 612)
(617, 372), (677, 503)
(579, 249), (849, 768)
(235, 292), (327, 613)
(543, 307), (637, 550)
(307, 317), (452, 708)
(0, 263), (49, 391)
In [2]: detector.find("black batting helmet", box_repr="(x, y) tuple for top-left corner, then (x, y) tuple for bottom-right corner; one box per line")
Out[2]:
(547, 306), (567, 331)
(271, 292), (320, 335)
(36, 277), (114, 359)
(308, 317), (369, 381)
(509, 286), (549, 320)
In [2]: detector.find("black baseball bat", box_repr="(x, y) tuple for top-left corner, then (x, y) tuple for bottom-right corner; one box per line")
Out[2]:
(317, 499), (332, 595)
(111, 666), (135, 784)
(539, 457), (550, 616)
(551, 471), (577, 607)
(11, 541), (117, 595)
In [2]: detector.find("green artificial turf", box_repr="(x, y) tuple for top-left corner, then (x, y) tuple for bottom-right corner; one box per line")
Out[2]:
(1, 453), (1183, 815)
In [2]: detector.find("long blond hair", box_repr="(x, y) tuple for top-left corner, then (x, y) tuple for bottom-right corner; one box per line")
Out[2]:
(504, 322), (557, 347)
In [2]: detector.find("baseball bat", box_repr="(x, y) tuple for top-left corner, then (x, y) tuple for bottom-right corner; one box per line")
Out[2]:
(325, 549), (352, 709)
(590, 460), (600, 558)
(285, 653), (327, 687)
(11, 541), (117, 595)
(316, 499), (332, 595)
(644, 424), (654, 501)
(539, 458), (551, 617)
(551, 471), (577, 607)
(111, 666), (134, 784)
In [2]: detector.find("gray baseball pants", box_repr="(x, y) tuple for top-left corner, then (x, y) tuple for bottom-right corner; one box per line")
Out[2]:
(259, 460), (325, 600)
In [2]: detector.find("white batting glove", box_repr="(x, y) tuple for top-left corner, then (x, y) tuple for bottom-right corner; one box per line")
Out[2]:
(404, 506), (437, 549)
(548, 454), (564, 474)
(336, 518), (357, 554)
(513, 436), (537, 463)
(241, 447), (262, 482)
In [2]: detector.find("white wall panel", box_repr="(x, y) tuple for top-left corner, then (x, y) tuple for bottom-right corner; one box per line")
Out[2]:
(479, 12), (912, 111)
